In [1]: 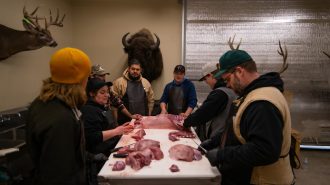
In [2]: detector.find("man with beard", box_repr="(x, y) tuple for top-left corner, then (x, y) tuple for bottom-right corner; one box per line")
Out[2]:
(201, 50), (294, 185)
(112, 59), (154, 124)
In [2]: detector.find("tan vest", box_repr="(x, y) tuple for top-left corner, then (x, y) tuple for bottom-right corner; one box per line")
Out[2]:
(233, 87), (294, 185)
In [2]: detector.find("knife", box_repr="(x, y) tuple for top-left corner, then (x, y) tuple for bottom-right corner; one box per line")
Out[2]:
(192, 139), (207, 154)
(113, 153), (129, 158)
(110, 143), (135, 153)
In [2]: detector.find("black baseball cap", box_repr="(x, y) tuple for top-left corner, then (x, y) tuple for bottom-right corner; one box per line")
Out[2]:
(86, 78), (113, 93)
(174, 65), (185, 73)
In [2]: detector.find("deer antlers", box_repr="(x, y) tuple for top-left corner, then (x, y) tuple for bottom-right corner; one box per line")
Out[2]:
(277, 40), (288, 74)
(23, 6), (65, 31)
(45, 8), (66, 29)
(23, 6), (44, 30)
(322, 51), (330, 59)
(228, 34), (242, 50)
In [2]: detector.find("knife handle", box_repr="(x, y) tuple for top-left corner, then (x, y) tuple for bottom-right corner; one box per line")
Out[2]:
(113, 153), (128, 158)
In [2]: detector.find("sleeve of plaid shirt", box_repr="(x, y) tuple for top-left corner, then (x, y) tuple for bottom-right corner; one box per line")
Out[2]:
(109, 91), (125, 111)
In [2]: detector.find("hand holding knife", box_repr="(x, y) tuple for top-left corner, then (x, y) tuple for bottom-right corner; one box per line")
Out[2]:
(192, 139), (207, 155)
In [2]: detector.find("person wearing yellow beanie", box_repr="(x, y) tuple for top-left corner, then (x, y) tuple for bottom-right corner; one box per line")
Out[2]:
(26, 47), (91, 185)
(50, 47), (91, 84)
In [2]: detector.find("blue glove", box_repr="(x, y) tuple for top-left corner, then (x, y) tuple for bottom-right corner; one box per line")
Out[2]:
(206, 148), (220, 166)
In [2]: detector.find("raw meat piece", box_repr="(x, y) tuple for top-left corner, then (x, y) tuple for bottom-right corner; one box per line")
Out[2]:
(169, 164), (180, 172)
(140, 148), (154, 159)
(134, 120), (143, 129)
(166, 114), (184, 127)
(169, 133), (179, 141)
(131, 129), (146, 141)
(116, 145), (135, 154)
(148, 146), (164, 160)
(168, 130), (195, 141)
(139, 114), (183, 130)
(171, 130), (195, 138)
(193, 149), (202, 161)
(169, 144), (195, 162)
(125, 151), (152, 170)
(112, 161), (126, 171)
(134, 139), (160, 151)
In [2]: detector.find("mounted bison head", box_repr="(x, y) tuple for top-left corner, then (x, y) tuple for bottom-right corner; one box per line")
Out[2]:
(122, 28), (163, 82)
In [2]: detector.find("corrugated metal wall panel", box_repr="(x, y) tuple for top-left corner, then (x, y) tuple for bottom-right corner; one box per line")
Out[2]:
(184, 0), (330, 144)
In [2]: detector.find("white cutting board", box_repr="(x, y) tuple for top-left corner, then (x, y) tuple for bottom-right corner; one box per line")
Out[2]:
(98, 129), (220, 179)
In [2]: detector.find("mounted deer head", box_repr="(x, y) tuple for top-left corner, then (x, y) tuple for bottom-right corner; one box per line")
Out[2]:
(0, 6), (65, 60)
(277, 40), (288, 74)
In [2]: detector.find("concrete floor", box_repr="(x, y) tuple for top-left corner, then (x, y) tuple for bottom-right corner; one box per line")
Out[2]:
(294, 150), (330, 185)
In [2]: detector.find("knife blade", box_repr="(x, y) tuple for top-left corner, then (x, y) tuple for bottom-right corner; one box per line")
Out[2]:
(110, 143), (135, 153)
(192, 139), (207, 154)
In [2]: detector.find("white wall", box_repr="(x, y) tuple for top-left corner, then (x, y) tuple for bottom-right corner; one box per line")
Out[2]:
(0, 0), (73, 111)
(71, 0), (182, 100)
(0, 0), (182, 111)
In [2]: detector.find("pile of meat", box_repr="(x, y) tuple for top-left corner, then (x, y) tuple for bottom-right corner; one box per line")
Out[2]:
(112, 139), (164, 171)
(169, 144), (202, 162)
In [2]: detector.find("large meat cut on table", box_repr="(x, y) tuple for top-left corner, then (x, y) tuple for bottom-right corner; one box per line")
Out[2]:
(134, 114), (183, 130)
(134, 139), (160, 151)
(169, 144), (202, 162)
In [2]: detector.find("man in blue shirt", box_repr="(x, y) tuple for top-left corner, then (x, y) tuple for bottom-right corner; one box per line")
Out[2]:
(160, 65), (197, 118)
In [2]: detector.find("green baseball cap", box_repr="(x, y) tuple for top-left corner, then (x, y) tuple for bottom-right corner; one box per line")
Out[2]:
(214, 50), (252, 78)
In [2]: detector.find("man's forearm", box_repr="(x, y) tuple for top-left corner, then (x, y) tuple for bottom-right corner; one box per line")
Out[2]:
(160, 102), (167, 113)
(121, 108), (133, 119)
(184, 107), (193, 116)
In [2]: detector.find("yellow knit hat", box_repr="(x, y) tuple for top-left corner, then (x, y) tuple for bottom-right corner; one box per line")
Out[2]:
(50, 47), (92, 84)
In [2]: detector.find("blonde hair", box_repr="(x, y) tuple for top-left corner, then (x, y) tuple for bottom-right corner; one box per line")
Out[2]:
(39, 78), (87, 108)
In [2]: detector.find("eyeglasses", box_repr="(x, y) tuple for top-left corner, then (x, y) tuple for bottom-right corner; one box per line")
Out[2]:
(222, 68), (236, 84)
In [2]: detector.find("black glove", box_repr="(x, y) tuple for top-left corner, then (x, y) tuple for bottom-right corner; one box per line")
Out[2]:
(200, 139), (214, 151)
(197, 146), (207, 155)
(206, 148), (220, 166)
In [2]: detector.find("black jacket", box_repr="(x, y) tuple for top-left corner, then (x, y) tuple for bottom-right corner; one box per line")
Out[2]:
(27, 98), (87, 185)
(203, 72), (285, 185)
(184, 80), (228, 128)
(81, 99), (120, 156)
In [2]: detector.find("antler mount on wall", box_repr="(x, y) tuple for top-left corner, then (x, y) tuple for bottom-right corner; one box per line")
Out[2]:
(0, 6), (65, 61)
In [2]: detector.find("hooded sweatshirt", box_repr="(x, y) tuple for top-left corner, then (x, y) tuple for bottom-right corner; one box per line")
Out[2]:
(112, 68), (154, 115)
